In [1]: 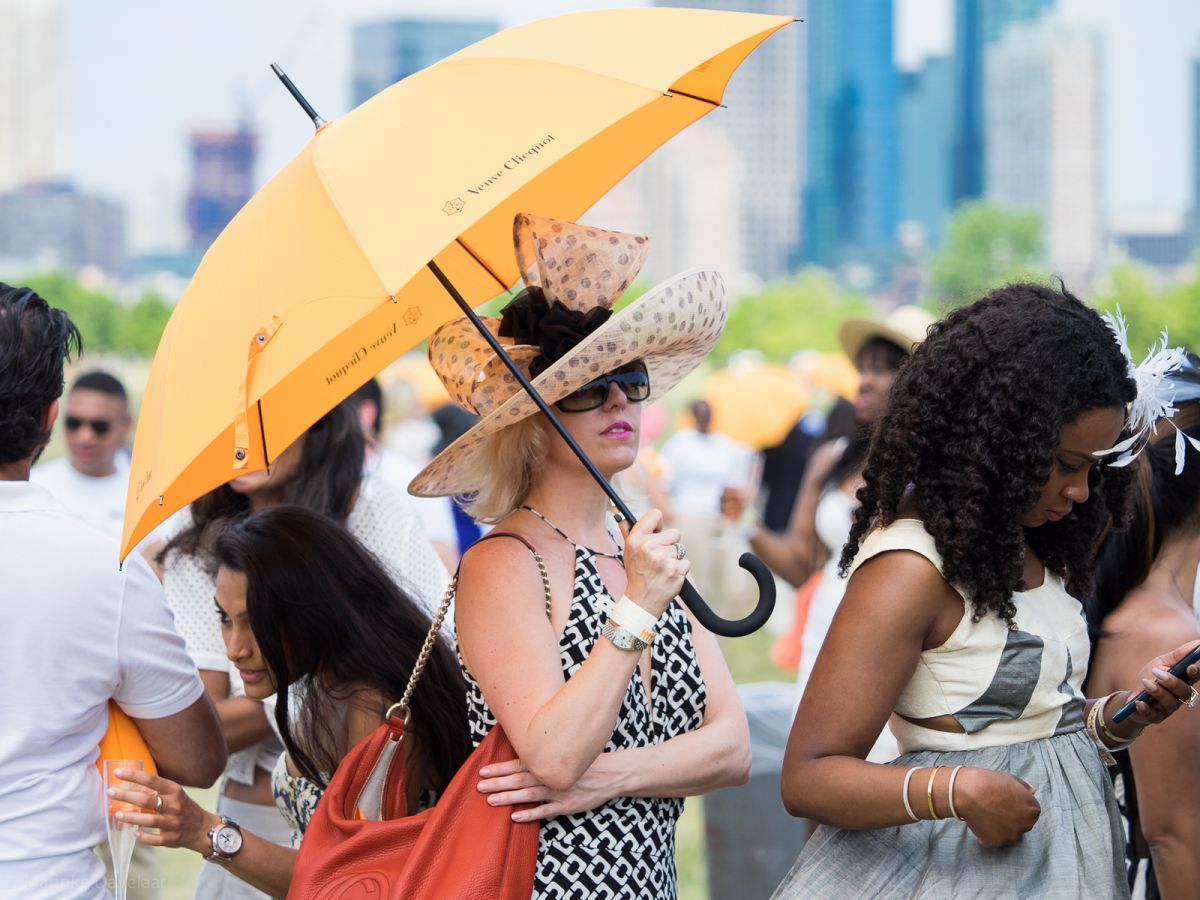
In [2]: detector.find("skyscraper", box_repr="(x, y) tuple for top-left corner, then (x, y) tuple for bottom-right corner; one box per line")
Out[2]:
(352, 19), (498, 106)
(1191, 52), (1200, 244)
(952, 0), (1054, 202)
(640, 0), (802, 284)
(185, 125), (257, 250)
(804, 0), (900, 274)
(0, 0), (60, 190)
(985, 14), (1103, 287)
(0, 181), (126, 276)
(900, 56), (954, 250)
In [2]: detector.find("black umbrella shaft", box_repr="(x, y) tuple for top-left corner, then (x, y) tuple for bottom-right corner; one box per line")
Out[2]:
(270, 63), (327, 130)
(425, 261), (635, 523)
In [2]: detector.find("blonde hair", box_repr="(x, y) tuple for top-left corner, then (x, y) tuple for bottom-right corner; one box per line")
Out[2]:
(458, 416), (549, 523)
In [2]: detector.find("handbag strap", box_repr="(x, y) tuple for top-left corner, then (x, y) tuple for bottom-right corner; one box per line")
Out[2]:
(390, 532), (552, 723)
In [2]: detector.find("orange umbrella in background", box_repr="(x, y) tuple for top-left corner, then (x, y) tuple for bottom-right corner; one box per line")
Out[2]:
(793, 351), (860, 403)
(703, 363), (810, 449)
(123, 8), (794, 637)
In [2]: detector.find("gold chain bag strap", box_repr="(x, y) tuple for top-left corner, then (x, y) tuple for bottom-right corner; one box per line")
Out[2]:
(391, 531), (551, 726)
(288, 532), (548, 900)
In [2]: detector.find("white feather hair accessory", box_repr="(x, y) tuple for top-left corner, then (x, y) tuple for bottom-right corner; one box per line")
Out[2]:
(1097, 308), (1198, 474)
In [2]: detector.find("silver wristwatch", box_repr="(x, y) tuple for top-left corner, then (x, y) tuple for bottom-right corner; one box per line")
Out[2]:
(204, 816), (244, 863)
(602, 619), (651, 652)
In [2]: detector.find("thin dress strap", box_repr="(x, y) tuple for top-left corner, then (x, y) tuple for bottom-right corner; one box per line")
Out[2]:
(519, 505), (622, 559)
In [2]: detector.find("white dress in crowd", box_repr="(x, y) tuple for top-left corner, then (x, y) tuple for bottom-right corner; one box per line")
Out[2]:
(162, 475), (449, 899)
(795, 442), (899, 763)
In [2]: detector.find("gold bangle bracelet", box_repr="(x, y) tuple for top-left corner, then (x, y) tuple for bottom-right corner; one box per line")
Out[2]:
(926, 766), (943, 821)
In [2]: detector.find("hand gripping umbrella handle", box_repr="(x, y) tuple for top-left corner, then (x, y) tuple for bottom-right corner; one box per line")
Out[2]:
(427, 261), (776, 637)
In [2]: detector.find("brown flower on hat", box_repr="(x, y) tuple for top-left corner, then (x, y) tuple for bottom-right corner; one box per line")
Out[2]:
(409, 213), (728, 498)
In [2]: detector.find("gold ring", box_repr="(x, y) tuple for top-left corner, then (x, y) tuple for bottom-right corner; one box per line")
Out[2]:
(1186, 687), (1199, 710)
(153, 794), (164, 813)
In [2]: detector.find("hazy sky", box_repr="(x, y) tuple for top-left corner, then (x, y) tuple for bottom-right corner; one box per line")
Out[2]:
(56, 0), (1200, 251)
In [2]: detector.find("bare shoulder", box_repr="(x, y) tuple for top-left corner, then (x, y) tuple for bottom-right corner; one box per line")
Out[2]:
(839, 546), (961, 641)
(1101, 588), (1200, 663)
(456, 529), (547, 608)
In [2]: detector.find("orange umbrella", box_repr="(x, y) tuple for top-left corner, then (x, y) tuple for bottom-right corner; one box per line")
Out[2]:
(703, 364), (810, 449)
(794, 351), (860, 402)
(122, 9), (793, 558)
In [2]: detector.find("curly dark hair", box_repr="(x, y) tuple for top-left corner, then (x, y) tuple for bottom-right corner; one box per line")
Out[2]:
(0, 283), (82, 465)
(840, 282), (1136, 625)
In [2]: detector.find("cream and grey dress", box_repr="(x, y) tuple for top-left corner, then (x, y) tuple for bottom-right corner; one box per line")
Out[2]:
(774, 519), (1127, 899)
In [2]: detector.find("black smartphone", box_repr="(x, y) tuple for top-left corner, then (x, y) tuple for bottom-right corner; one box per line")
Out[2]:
(1111, 644), (1200, 724)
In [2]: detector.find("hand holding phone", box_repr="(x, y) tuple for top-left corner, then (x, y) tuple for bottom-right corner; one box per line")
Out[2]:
(1111, 643), (1200, 724)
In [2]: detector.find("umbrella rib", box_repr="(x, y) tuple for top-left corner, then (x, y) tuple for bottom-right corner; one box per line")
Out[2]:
(666, 88), (722, 108)
(455, 237), (511, 293)
(257, 400), (270, 465)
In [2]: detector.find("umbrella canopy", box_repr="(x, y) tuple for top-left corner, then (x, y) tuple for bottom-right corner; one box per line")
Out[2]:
(703, 364), (810, 449)
(122, 8), (793, 557)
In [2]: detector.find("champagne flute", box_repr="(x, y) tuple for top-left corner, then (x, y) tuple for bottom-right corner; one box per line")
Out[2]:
(102, 759), (143, 900)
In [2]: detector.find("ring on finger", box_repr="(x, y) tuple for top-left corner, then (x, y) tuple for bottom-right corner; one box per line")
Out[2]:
(153, 794), (164, 813)
(675, 542), (687, 560)
(1186, 687), (1200, 710)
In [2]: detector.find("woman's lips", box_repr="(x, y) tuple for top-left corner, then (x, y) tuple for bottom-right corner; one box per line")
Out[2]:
(602, 421), (633, 438)
(239, 669), (267, 684)
(1045, 507), (1071, 522)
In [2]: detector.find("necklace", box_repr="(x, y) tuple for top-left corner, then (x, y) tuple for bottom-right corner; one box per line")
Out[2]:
(518, 505), (622, 559)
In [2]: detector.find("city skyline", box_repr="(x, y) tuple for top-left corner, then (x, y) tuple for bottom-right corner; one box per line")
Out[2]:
(28, 0), (1200, 265)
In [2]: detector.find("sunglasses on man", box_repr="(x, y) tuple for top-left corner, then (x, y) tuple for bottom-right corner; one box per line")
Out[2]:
(556, 361), (651, 413)
(64, 416), (114, 436)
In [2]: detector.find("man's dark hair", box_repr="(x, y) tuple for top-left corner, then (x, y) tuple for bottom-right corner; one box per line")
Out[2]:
(71, 370), (127, 404)
(0, 283), (82, 465)
(349, 378), (383, 438)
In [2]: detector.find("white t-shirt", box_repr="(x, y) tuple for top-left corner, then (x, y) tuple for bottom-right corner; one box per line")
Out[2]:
(30, 456), (127, 535)
(0, 481), (204, 900)
(660, 428), (754, 517)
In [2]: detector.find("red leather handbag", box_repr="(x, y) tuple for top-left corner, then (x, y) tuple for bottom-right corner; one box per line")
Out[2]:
(287, 716), (537, 899)
(289, 535), (546, 900)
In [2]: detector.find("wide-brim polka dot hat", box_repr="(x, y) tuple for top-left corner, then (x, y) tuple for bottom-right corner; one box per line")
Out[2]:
(409, 213), (728, 497)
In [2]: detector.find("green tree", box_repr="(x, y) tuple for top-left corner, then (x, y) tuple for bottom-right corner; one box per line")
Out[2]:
(928, 202), (1046, 310)
(712, 268), (871, 365)
(1093, 261), (1200, 355)
(115, 292), (173, 356)
(22, 272), (120, 351)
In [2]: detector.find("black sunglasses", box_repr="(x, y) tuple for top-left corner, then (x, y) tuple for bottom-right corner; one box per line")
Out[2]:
(556, 361), (651, 413)
(64, 416), (113, 436)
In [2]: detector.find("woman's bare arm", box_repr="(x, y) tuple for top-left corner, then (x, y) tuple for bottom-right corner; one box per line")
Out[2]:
(1094, 604), (1200, 900)
(747, 441), (840, 587)
(456, 512), (687, 792)
(477, 606), (750, 817)
(780, 550), (1044, 848)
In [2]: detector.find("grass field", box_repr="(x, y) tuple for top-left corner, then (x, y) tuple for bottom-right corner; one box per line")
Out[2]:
(149, 623), (789, 900)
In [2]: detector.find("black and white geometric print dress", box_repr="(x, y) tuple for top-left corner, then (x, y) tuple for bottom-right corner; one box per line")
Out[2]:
(459, 540), (708, 900)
